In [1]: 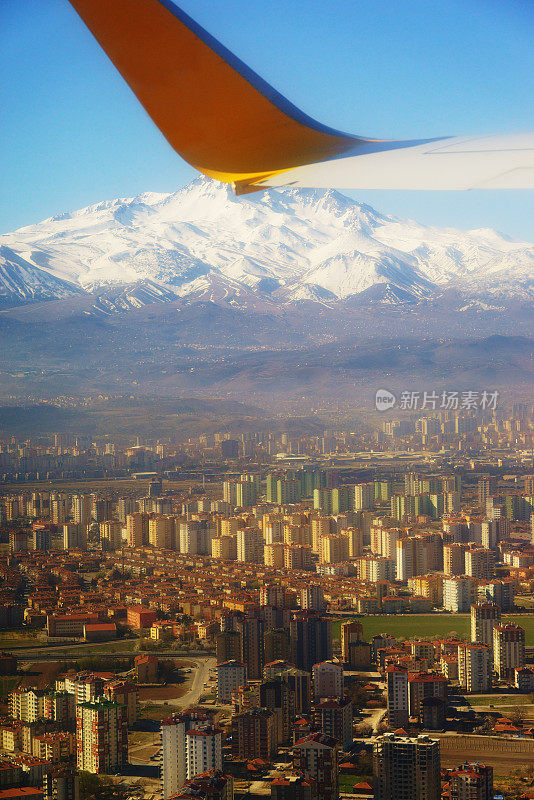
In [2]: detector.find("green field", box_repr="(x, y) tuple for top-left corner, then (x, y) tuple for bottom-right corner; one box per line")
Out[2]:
(332, 614), (534, 644)
(466, 694), (533, 707)
(0, 632), (43, 649)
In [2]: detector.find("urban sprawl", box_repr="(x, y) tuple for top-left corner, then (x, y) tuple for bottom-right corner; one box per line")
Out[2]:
(0, 404), (533, 800)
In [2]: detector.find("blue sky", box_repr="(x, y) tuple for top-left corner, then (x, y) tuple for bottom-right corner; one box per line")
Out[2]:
(2, 0), (534, 239)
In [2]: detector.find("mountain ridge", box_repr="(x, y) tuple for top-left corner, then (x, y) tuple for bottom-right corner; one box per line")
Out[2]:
(0, 177), (532, 312)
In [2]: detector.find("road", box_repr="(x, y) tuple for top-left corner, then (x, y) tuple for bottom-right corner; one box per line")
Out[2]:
(173, 657), (216, 708)
(366, 706), (386, 733)
(130, 657), (215, 786)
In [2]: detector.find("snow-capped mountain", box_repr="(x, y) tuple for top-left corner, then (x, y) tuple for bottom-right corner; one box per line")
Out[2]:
(1, 177), (532, 310)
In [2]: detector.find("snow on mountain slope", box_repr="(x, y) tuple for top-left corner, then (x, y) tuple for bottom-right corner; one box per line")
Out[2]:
(0, 177), (532, 308)
(0, 245), (83, 307)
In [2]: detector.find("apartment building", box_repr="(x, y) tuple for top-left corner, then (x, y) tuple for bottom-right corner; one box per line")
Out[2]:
(448, 762), (493, 800)
(317, 697), (353, 749)
(186, 726), (223, 780)
(293, 733), (339, 800)
(470, 603), (501, 647)
(231, 707), (277, 760)
(373, 733), (441, 800)
(76, 699), (127, 774)
(387, 666), (409, 729)
(493, 624), (525, 681)
(312, 661), (343, 701)
(340, 621), (363, 663)
(458, 643), (492, 693)
(216, 660), (247, 704)
(442, 577), (474, 613)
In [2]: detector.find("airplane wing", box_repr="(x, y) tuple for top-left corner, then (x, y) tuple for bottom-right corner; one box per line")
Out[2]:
(67, 0), (534, 195)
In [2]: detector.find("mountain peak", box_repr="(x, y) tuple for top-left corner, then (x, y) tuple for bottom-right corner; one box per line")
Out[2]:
(0, 178), (532, 311)
(175, 175), (238, 203)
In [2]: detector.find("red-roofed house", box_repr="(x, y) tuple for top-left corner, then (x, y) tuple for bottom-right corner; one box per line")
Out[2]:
(83, 623), (117, 642)
(271, 774), (315, 800)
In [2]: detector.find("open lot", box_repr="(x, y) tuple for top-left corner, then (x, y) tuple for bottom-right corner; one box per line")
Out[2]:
(139, 702), (180, 722)
(441, 749), (534, 774)
(138, 683), (189, 702)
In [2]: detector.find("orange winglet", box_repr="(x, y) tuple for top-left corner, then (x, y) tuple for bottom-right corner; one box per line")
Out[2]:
(68, 0), (359, 190)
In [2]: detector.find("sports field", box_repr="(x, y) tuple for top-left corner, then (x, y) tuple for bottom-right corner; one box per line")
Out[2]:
(332, 614), (534, 643)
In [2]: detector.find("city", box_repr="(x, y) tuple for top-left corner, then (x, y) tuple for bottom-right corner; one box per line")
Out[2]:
(0, 403), (533, 800)
(2, 1), (533, 799)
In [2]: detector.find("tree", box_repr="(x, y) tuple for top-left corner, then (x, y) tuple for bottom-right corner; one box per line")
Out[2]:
(356, 752), (373, 776)
(79, 771), (102, 800)
(474, 715), (494, 734)
(353, 722), (373, 738)
(377, 720), (392, 734)
(348, 682), (370, 708)
(79, 772), (135, 800)
(509, 705), (526, 726)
